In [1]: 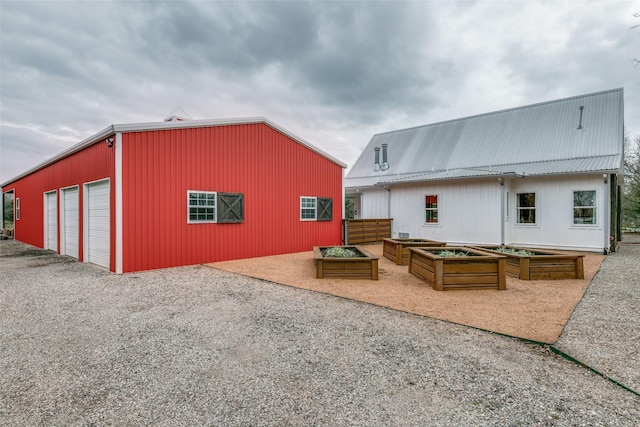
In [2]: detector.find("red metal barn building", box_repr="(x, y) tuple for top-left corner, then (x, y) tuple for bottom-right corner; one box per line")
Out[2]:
(1, 118), (346, 273)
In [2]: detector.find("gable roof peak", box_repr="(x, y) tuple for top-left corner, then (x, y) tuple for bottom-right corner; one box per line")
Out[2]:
(164, 107), (193, 122)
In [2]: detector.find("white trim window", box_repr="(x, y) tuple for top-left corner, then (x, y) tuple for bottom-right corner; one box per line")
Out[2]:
(516, 192), (536, 224)
(15, 197), (20, 221)
(573, 190), (596, 225)
(188, 191), (217, 223)
(424, 194), (438, 224)
(300, 196), (317, 221)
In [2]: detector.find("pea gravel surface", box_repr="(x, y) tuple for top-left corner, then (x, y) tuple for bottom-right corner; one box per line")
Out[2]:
(556, 235), (640, 394)
(1, 240), (639, 426)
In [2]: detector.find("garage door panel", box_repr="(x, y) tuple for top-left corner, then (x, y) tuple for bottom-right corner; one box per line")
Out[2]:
(62, 187), (79, 258)
(45, 192), (57, 251)
(86, 180), (110, 269)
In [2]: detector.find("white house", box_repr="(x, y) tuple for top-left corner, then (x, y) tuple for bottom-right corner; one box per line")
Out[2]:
(344, 88), (624, 253)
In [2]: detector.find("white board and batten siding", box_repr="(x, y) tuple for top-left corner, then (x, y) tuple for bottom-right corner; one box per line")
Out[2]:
(505, 174), (607, 252)
(44, 191), (57, 251)
(358, 187), (390, 219)
(385, 175), (607, 252)
(84, 179), (110, 269)
(60, 186), (79, 258)
(389, 180), (502, 245)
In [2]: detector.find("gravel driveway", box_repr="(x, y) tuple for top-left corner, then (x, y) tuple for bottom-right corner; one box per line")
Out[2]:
(1, 240), (639, 426)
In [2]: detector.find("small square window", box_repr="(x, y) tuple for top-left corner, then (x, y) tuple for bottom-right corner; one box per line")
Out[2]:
(300, 196), (317, 220)
(188, 191), (217, 223)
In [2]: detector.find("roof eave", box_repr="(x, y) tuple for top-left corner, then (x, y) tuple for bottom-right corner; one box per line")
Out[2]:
(373, 169), (620, 187)
(2, 117), (346, 188)
(2, 125), (116, 188)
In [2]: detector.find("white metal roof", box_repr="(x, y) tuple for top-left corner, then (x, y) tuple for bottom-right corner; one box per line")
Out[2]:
(346, 88), (624, 188)
(2, 117), (346, 187)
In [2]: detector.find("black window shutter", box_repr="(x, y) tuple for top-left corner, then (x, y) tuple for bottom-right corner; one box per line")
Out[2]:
(217, 193), (244, 223)
(317, 198), (332, 221)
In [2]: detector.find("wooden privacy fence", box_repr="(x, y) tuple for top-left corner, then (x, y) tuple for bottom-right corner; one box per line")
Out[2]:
(343, 218), (392, 244)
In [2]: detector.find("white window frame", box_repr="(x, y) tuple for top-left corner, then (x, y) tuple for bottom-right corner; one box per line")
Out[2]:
(516, 192), (537, 225)
(187, 191), (217, 224)
(424, 194), (439, 225)
(15, 197), (20, 221)
(300, 196), (317, 221)
(572, 189), (597, 226)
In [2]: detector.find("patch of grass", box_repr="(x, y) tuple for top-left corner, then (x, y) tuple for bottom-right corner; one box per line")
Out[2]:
(491, 247), (534, 257)
(321, 247), (363, 258)
(436, 249), (473, 257)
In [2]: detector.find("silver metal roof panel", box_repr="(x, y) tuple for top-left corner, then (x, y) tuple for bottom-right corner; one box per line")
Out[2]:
(346, 88), (624, 187)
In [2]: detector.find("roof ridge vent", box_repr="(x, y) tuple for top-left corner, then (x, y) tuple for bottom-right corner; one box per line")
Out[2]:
(164, 107), (192, 122)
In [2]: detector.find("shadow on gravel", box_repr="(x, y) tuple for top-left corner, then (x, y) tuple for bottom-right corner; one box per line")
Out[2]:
(0, 243), (77, 268)
(0, 248), (58, 258)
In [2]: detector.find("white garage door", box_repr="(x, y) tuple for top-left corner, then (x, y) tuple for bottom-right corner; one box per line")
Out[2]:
(85, 180), (110, 268)
(45, 191), (57, 251)
(61, 187), (79, 258)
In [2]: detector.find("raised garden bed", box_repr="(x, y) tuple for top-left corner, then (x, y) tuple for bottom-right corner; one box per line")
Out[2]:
(408, 247), (506, 291)
(313, 246), (379, 280)
(472, 246), (584, 280)
(383, 238), (445, 265)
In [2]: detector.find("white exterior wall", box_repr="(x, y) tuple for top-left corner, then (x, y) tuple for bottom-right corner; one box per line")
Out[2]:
(354, 173), (608, 252)
(505, 174), (607, 252)
(388, 180), (502, 245)
(360, 187), (390, 218)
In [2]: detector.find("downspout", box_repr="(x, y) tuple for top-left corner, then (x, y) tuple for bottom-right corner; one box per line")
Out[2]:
(603, 174), (610, 254)
(499, 178), (505, 245)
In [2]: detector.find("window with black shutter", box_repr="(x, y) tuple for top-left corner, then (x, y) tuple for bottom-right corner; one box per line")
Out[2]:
(217, 192), (244, 223)
(317, 197), (333, 221)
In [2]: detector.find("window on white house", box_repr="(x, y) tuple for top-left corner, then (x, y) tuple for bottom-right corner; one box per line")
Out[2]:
(300, 196), (317, 220)
(516, 192), (536, 224)
(188, 191), (217, 223)
(425, 195), (438, 223)
(573, 190), (596, 225)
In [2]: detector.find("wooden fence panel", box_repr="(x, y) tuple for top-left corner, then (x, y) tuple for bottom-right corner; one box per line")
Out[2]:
(343, 218), (392, 244)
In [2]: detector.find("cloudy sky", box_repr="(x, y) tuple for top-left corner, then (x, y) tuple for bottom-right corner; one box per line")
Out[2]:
(1, 0), (638, 184)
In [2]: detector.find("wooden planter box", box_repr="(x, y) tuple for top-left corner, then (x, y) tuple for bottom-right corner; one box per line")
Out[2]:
(313, 246), (379, 280)
(383, 238), (445, 265)
(408, 247), (506, 291)
(472, 246), (584, 280)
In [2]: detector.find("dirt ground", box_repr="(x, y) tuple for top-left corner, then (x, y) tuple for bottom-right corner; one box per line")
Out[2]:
(209, 244), (605, 344)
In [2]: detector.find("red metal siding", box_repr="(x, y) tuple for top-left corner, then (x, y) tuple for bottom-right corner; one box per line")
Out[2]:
(122, 123), (343, 272)
(6, 142), (115, 270)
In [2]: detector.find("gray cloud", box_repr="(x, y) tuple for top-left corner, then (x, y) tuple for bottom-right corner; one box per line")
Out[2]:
(1, 0), (639, 183)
